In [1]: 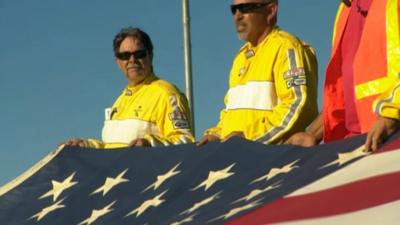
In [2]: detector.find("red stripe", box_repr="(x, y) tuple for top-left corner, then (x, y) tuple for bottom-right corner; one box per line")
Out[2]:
(226, 171), (400, 225)
(376, 137), (400, 153)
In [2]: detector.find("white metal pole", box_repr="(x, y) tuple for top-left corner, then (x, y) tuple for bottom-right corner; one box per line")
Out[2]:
(182, 0), (195, 136)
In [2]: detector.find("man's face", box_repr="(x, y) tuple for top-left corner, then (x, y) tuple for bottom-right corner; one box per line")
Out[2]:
(232, 0), (276, 45)
(115, 37), (152, 86)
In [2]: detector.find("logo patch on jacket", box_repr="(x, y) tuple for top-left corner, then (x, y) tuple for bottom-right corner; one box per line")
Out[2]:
(169, 95), (190, 129)
(169, 110), (187, 121)
(125, 89), (133, 96)
(169, 110), (189, 129)
(245, 49), (255, 59)
(173, 120), (190, 129)
(284, 68), (306, 88)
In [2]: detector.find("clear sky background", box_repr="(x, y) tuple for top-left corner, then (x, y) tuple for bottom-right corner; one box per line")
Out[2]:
(0, 0), (339, 186)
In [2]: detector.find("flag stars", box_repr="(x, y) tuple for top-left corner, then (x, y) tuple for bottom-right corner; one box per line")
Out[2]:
(78, 201), (116, 225)
(91, 169), (129, 196)
(192, 163), (235, 191)
(212, 200), (261, 221)
(180, 192), (221, 215)
(171, 214), (196, 225)
(143, 163), (181, 192)
(233, 182), (281, 204)
(39, 172), (78, 202)
(126, 190), (167, 217)
(321, 145), (368, 169)
(252, 160), (299, 183)
(30, 199), (65, 221)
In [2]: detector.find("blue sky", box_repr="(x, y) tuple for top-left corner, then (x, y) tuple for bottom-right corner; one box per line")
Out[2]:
(0, 0), (339, 186)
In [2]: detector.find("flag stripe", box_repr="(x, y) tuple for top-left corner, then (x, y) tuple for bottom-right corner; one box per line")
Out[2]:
(273, 199), (400, 225)
(289, 147), (400, 196)
(374, 136), (400, 153)
(1, 133), (400, 225)
(227, 167), (400, 225)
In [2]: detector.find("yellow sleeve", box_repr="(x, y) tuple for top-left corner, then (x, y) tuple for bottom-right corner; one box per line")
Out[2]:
(144, 91), (194, 147)
(250, 42), (318, 144)
(86, 138), (105, 148)
(374, 81), (400, 120)
(373, 4), (400, 121)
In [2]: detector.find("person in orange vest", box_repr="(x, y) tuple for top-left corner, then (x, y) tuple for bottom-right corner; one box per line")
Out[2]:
(286, 0), (400, 151)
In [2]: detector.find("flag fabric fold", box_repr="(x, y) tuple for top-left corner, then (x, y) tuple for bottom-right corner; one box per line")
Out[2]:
(1, 133), (400, 225)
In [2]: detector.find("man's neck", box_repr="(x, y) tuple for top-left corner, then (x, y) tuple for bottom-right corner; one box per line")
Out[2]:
(250, 26), (275, 47)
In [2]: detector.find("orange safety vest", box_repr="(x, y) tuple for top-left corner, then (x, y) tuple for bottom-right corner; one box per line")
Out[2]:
(323, 0), (400, 142)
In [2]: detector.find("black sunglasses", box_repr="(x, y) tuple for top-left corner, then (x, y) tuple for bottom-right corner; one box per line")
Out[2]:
(115, 49), (147, 60)
(230, 2), (269, 15)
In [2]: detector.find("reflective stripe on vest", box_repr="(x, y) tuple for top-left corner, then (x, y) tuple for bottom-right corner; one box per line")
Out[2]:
(354, 0), (400, 101)
(374, 0), (400, 114)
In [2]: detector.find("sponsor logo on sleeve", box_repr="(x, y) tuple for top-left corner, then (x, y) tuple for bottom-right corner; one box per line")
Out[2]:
(169, 110), (190, 129)
(169, 95), (190, 129)
(284, 68), (306, 88)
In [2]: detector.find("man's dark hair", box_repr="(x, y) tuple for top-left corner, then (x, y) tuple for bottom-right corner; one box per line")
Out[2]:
(113, 27), (154, 57)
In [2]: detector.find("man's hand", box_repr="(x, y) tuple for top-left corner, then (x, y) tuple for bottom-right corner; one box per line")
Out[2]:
(221, 131), (245, 142)
(285, 113), (323, 147)
(285, 132), (319, 147)
(62, 138), (90, 148)
(365, 116), (400, 152)
(128, 138), (151, 148)
(197, 135), (221, 146)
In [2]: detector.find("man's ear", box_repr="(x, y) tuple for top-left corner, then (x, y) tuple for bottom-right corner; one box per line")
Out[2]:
(267, 3), (278, 24)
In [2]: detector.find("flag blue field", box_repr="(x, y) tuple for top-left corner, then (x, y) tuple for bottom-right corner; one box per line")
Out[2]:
(1, 133), (400, 225)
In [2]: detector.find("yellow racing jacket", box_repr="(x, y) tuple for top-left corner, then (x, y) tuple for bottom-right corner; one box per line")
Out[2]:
(88, 74), (194, 148)
(205, 27), (318, 144)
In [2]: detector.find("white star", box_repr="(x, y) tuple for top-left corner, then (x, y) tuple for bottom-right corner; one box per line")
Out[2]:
(180, 192), (221, 215)
(170, 214), (196, 225)
(126, 190), (167, 217)
(192, 163), (235, 191)
(30, 199), (65, 221)
(252, 160), (299, 184)
(211, 200), (261, 222)
(91, 169), (129, 196)
(321, 145), (368, 169)
(78, 201), (116, 225)
(143, 163), (181, 192)
(39, 172), (78, 202)
(233, 182), (281, 204)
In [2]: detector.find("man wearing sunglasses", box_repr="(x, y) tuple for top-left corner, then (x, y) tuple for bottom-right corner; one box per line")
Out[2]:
(286, 0), (400, 152)
(64, 27), (194, 148)
(198, 0), (318, 145)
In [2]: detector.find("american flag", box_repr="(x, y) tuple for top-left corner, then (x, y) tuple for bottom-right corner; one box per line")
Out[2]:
(1, 133), (399, 225)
